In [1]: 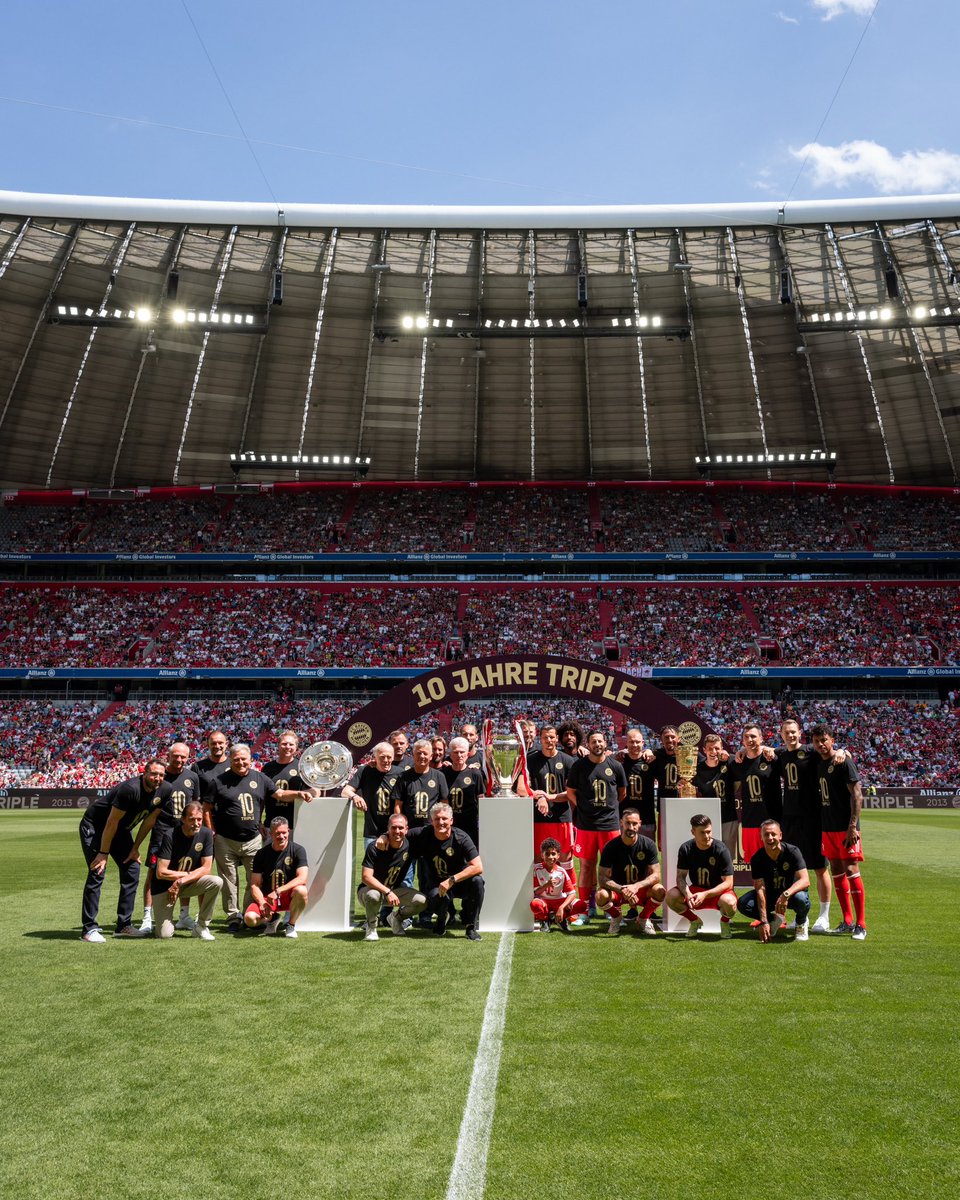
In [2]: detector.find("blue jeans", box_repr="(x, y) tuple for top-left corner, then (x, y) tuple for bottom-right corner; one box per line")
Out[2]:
(738, 888), (810, 924)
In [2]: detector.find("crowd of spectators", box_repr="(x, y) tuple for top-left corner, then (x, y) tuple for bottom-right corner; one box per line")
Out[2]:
(216, 492), (346, 552)
(605, 586), (756, 667)
(471, 489), (592, 552)
(597, 489), (719, 552)
(875, 585), (960, 664)
(462, 588), (595, 657)
(0, 587), (184, 668)
(2, 486), (959, 555)
(717, 490), (861, 552)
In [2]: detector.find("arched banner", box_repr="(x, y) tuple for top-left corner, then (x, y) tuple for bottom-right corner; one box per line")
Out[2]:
(328, 654), (718, 751)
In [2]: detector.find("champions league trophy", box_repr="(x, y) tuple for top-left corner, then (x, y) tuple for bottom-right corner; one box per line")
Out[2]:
(489, 733), (522, 797)
(298, 740), (354, 793)
(675, 721), (701, 798)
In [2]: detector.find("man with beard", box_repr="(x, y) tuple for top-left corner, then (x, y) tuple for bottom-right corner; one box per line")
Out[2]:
(139, 741), (201, 935)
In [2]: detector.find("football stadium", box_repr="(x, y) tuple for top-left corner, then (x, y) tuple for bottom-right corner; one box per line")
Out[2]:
(2, 6), (959, 1200)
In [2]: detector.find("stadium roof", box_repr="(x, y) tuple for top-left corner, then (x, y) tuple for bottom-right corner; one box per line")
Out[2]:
(1, 189), (959, 490)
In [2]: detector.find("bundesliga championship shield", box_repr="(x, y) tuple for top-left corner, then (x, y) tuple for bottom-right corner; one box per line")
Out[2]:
(298, 740), (353, 792)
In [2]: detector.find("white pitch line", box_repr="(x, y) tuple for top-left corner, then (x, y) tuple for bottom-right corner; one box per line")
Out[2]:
(445, 932), (515, 1200)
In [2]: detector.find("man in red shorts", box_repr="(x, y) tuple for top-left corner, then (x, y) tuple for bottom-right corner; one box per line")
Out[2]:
(595, 808), (665, 936)
(566, 729), (626, 924)
(243, 816), (308, 939)
(812, 723), (867, 940)
(527, 725), (577, 879)
(666, 812), (737, 939)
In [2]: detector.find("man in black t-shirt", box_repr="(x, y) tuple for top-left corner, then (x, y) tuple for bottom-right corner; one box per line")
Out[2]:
(595, 809), (665, 936)
(140, 741), (202, 935)
(342, 742), (402, 844)
(566, 730), (627, 921)
(774, 717), (834, 933)
(527, 725), (576, 874)
(813, 723), (867, 940)
(152, 801), (222, 940)
(396, 739), (449, 830)
(444, 737), (484, 848)
(204, 743), (311, 929)
(388, 729), (413, 771)
(244, 817), (309, 938)
(406, 802), (484, 941)
(728, 723), (782, 863)
(694, 734), (736, 861)
(618, 729), (658, 841)
(665, 813), (737, 938)
(261, 729), (316, 833)
(357, 813), (426, 940)
(737, 819), (811, 941)
(78, 759), (169, 941)
(194, 729), (230, 804)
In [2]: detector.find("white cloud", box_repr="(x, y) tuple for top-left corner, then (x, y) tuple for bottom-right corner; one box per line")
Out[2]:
(812, 0), (876, 19)
(791, 140), (960, 194)
(776, 10), (800, 24)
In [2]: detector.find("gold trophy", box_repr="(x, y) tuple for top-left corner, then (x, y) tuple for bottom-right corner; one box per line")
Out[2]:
(675, 721), (702, 798)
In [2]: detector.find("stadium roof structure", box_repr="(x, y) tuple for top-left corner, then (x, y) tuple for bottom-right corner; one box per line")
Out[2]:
(1, 188), (960, 490)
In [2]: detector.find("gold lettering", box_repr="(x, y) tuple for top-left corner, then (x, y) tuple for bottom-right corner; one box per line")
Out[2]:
(624, 864), (638, 884)
(412, 682), (430, 709)
(486, 662), (505, 688)
(617, 681), (636, 706)
(522, 661), (538, 686)
(468, 665), (488, 691)
(450, 787), (464, 813)
(432, 855), (450, 879)
(601, 675), (618, 701)
(696, 867), (710, 887)
(560, 665), (579, 691)
(504, 661), (522, 686)
(748, 775), (762, 801)
(545, 662), (563, 687)
(452, 668), (469, 694)
(585, 669), (606, 695)
(786, 762), (799, 790)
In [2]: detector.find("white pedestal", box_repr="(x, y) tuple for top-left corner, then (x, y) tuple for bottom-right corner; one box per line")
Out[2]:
(296, 795), (354, 932)
(661, 794), (722, 934)
(478, 793), (535, 932)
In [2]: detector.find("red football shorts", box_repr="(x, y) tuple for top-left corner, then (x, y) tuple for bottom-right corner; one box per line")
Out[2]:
(534, 821), (576, 859)
(741, 825), (764, 862)
(689, 884), (731, 911)
(574, 828), (620, 861)
(245, 894), (291, 921)
(822, 829), (864, 862)
(608, 885), (655, 905)
(530, 896), (588, 920)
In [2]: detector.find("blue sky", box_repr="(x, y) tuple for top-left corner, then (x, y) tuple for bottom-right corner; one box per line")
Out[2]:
(1, 0), (957, 205)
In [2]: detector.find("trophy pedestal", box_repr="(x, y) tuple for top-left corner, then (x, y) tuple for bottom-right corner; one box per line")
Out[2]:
(479, 793), (535, 932)
(661, 793), (723, 934)
(296, 795), (355, 932)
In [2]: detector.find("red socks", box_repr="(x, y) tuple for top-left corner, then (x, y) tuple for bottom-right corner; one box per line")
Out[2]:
(848, 873), (865, 926)
(833, 872), (854, 925)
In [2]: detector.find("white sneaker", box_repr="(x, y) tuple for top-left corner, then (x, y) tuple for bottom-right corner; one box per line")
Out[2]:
(192, 925), (215, 941)
(283, 926), (299, 939)
(852, 924), (867, 941)
(364, 924), (379, 942)
(138, 915), (153, 934)
(685, 916), (703, 939)
(387, 911), (406, 936)
(82, 928), (106, 943)
(608, 912), (623, 936)
(114, 925), (148, 938)
(639, 918), (658, 936)
(795, 921), (809, 942)
(175, 912), (196, 931)
(810, 913), (831, 934)
(770, 914), (785, 938)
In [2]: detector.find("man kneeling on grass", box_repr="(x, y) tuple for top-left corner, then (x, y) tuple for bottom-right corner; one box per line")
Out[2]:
(244, 817), (308, 939)
(375, 802), (484, 940)
(153, 801), (222, 941)
(666, 813), (737, 939)
(358, 812), (427, 941)
(737, 819), (811, 942)
(595, 808), (665, 937)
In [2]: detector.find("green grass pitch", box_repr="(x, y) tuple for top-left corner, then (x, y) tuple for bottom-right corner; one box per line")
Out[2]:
(1, 809), (957, 1200)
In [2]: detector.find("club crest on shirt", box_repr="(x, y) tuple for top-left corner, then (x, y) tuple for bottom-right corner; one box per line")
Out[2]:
(249, 780), (258, 790)
(428, 780), (436, 788)
(759, 763), (769, 773)
(798, 751), (806, 760)
(445, 847), (453, 856)
(827, 765), (834, 774)
(289, 769), (299, 778)
(285, 856), (292, 866)
(194, 841), (204, 852)
(709, 856), (715, 865)
(604, 768), (613, 777)
(464, 776), (472, 785)
(185, 779), (193, 787)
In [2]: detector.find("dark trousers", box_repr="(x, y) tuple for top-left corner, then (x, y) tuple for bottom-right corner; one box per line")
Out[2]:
(737, 888), (810, 925)
(427, 876), (485, 928)
(454, 816), (480, 850)
(79, 820), (140, 933)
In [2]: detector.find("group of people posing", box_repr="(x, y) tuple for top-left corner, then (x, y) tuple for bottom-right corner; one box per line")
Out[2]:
(76, 714), (868, 944)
